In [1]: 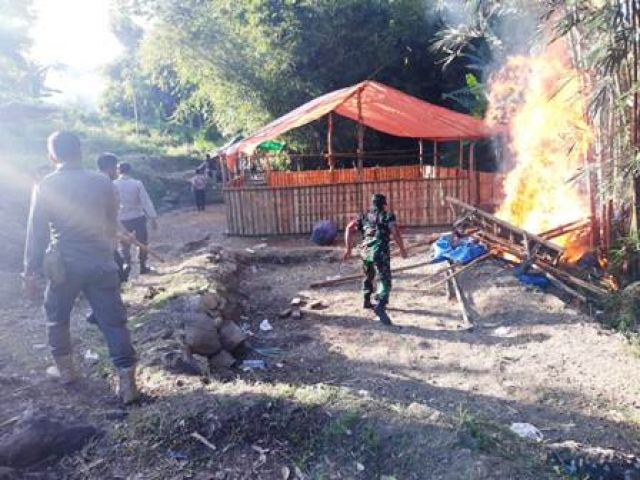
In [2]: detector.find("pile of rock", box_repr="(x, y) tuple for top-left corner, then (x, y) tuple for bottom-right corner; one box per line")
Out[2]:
(132, 245), (250, 375)
(182, 289), (248, 369)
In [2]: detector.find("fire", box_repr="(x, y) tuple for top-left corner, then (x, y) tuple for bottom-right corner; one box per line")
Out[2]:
(487, 42), (593, 246)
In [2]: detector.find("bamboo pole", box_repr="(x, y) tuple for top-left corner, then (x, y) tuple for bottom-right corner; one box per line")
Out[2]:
(327, 112), (335, 171)
(433, 141), (439, 178)
(356, 88), (364, 175)
(118, 231), (166, 263)
(418, 139), (424, 170)
(310, 260), (433, 289)
(469, 142), (476, 204)
(412, 263), (451, 287)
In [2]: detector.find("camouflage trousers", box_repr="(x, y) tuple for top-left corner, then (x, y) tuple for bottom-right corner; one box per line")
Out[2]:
(362, 255), (392, 305)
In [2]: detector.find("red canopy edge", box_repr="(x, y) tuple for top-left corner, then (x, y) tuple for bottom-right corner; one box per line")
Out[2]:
(223, 80), (495, 168)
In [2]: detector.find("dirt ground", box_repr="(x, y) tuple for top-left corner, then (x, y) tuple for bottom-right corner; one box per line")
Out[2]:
(2, 204), (640, 479)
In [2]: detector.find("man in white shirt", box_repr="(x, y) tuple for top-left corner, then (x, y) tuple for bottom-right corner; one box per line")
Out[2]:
(113, 162), (158, 275)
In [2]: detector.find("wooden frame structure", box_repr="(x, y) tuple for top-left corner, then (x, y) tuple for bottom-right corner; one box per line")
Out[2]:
(221, 81), (499, 236)
(224, 176), (469, 236)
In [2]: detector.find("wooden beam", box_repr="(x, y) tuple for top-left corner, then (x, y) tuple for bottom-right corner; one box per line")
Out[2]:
(472, 230), (611, 298)
(356, 87), (364, 175)
(310, 260), (433, 289)
(448, 196), (565, 257)
(538, 219), (590, 240)
(433, 141), (439, 178)
(450, 264), (472, 327)
(327, 112), (335, 171)
(540, 269), (588, 304)
(469, 142), (476, 204)
(427, 252), (494, 289)
(413, 263), (451, 287)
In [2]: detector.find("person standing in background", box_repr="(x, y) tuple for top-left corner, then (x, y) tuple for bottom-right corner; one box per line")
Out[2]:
(113, 162), (158, 275)
(191, 167), (208, 212)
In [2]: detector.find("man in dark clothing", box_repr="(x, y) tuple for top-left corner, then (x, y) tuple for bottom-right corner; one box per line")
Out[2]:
(96, 153), (127, 282)
(344, 193), (407, 325)
(23, 131), (138, 404)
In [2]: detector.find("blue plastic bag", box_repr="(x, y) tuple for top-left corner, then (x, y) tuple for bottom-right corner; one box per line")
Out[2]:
(310, 220), (338, 246)
(430, 234), (488, 265)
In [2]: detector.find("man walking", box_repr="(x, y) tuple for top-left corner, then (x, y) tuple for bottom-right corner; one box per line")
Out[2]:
(23, 131), (138, 403)
(343, 193), (407, 325)
(113, 162), (158, 275)
(96, 153), (127, 282)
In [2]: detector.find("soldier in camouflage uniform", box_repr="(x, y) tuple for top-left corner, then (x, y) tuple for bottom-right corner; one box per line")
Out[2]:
(344, 193), (407, 325)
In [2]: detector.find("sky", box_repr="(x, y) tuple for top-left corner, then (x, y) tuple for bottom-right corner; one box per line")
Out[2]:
(31, 0), (123, 106)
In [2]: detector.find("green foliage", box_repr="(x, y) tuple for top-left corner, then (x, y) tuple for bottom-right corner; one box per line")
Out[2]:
(0, 0), (53, 101)
(103, 0), (478, 152)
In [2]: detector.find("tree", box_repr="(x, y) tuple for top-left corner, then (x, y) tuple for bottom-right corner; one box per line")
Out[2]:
(101, 12), (205, 141)
(108, 0), (477, 152)
(0, 0), (51, 102)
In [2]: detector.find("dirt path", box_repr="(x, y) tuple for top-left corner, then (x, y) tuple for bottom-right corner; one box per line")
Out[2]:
(2, 205), (640, 479)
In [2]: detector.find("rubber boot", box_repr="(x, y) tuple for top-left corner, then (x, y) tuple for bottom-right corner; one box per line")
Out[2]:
(139, 261), (151, 275)
(48, 355), (79, 384)
(374, 300), (392, 325)
(122, 263), (132, 281)
(363, 294), (374, 310)
(117, 366), (140, 404)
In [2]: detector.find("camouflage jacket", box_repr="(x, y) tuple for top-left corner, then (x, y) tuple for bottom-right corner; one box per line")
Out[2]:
(357, 209), (396, 261)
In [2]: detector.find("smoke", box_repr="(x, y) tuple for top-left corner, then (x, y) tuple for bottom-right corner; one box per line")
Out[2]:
(433, 0), (543, 72)
(435, 0), (475, 28)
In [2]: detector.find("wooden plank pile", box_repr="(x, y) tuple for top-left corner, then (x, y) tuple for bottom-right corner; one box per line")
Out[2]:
(445, 197), (614, 304)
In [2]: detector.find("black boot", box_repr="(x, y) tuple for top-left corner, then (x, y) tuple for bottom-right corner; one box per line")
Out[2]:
(363, 295), (374, 309)
(374, 300), (392, 325)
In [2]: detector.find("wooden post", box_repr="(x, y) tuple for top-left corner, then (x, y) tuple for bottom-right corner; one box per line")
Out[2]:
(327, 112), (335, 171)
(356, 87), (365, 176)
(586, 146), (600, 248)
(433, 141), (439, 178)
(469, 142), (477, 204)
(458, 140), (464, 176)
(355, 87), (365, 210)
(219, 155), (228, 186)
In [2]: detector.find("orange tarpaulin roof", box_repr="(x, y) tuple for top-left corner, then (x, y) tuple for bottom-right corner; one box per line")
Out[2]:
(223, 80), (494, 165)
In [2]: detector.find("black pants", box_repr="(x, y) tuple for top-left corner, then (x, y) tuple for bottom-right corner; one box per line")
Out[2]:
(194, 189), (206, 211)
(120, 216), (148, 267)
(114, 250), (127, 282)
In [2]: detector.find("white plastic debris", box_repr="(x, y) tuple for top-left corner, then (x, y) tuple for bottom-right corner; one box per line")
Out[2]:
(259, 319), (273, 331)
(84, 349), (100, 364)
(493, 326), (513, 337)
(241, 359), (266, 371)
(510, 422), (543, 442)
(253, 243), (268, 250)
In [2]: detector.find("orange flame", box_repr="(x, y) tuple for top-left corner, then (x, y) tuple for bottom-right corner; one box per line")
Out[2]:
(487, 42), (593, 247)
